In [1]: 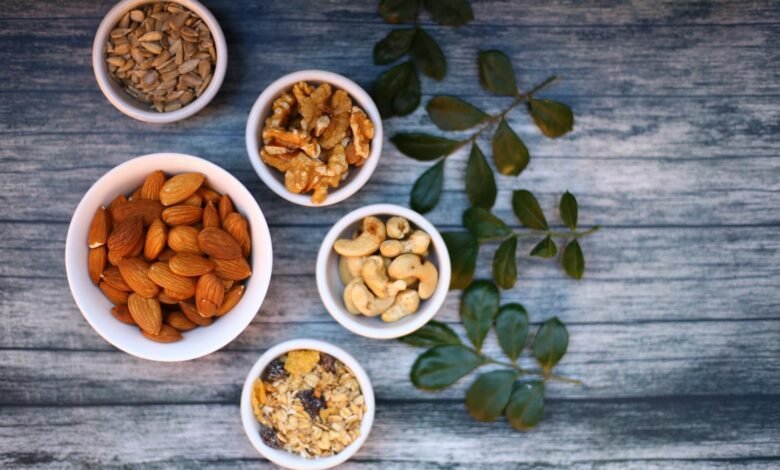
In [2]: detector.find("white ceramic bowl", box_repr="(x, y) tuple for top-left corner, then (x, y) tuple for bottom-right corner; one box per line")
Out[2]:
(241, 339), (375, 469)
(316, 204), (451, 339)
(65, 153), (273, 361)
(92, 0), (228, 123)
(245, 70), (383, 207)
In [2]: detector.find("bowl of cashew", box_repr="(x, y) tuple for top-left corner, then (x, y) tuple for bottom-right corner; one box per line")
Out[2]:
(316, 204), (451, 339)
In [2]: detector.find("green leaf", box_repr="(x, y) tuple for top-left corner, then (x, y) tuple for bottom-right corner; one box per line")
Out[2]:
(372, 61), (421, 117)
(559, 191), (578, 230)
(529, 235), (557, 258)
(464, 144), (497, 209)
(511, 190), (549, 230)
(506, 381), (544, 431)
(373, 28), (416, 65)
(399, 320), (462, 347)
(442, 232), (479, 289)
(492, 119), (530, 176)
(391, 133), (461, 161)
(562, 239), (585, 279)
(478, 50), (517, 96)
(423, 0), (474, 26)
(379, 0), (420, 23)
(492, 236), (517, 289)
(528, 99), (574, 138)
(410, 344), (485, 390)
(460, 280), (500, 351)
(533, 317), (569, 374)
(462, 206), (510, 241)
(426, 96), (488, 131)
(410, 27), (446, 80)
(465, 370), (517, 421)
(410, 159), (444, 214)
(495, 303), (529, 361)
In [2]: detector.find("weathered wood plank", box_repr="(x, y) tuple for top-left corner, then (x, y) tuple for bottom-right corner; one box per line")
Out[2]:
(1, 397), (778, 467)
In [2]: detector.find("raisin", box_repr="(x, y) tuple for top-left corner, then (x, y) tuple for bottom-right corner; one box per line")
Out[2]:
(262, 358), (286, 381)
(320, 353), (337, 373)
(297, 389), (326, 419)
(258, 424), (282, 449)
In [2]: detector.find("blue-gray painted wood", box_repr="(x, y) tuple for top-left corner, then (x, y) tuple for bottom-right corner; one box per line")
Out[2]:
(1, 0), (779, 467)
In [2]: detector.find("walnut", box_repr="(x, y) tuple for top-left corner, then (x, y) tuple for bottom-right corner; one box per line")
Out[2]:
(319, 90), (352, 149)
(261, 148), (298, 172)
(264, 92), (296, 129)
(292, 81), (314, 105)
(299, 83), (332, 132)
(345, 107), (374, 166)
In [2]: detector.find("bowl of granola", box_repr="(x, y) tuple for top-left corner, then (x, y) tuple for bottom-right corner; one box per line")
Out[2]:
(240, 339), (375, 469)
(245, 70), (382, 206)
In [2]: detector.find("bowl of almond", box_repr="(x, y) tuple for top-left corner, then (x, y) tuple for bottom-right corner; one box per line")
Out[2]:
(65, 153), (273, 361)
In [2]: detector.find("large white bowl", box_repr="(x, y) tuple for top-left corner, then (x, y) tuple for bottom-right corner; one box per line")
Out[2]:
(241, 339), (375, 470)
(316, 204), (451, 339)
(245, 70), (383, 207)
(65, 153), (273, 361)
(92, 0), (228, 123)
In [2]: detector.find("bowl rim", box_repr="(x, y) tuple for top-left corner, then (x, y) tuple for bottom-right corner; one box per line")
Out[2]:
(245, 69), (383, 207)
(315, 204), (451, 339)
(92, 0), (228, 123)
(240, 338), (375, 469)
(65, 153), (273, 361)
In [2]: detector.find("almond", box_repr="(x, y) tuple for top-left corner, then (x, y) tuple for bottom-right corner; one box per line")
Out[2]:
(88, 206), (110, 248)
(217, 284), (245, 317)
(163, 287), (192, 301)
(195, 273), (224, 317)
(107, 216), (144, 257)
(180, 301), (213, 326)
(157, 248), (176, 261)
(108, 193), (127, 213)
(111, 305), (136, 325)
(168, 225), (201, 254)
(118, 257), (160, 298)
(166, 311), (198, 331)
(141, 323), (182, 343)
(99, 281), (129, 305)
(144, 218), (168, 260)
(129, 187), (142, 200)
(107, 248), (124, 266)
(202, 201), (220, 228)
(198, 227), (242, 259)
(182, 192), (203, 207)
(112, 199), (164, 226)
(162, 205), (203, 226)
(88, 246), (106, 285)
(169, 253), (214, 277)
(148, 262), (196, 299)
(198, 187), (221, 204)
(158, 291), (181, 305)
(141, 170), (166, 200)
(160, 172), (205, 206)
(222, 279), (234, 291)
(212, 256), (251, 281)
(101, 266), (132, 292)
(223, 212), (251, 257)
(218, 194), (234, 221)
(128, 293), (162, 335)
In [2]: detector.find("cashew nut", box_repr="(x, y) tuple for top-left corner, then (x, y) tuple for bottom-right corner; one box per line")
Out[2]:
(381, 289), (420, 322)
(343, 278), (364, 314)
(361, 255), (407, 299)
(379, 230), (431, 258)
(338, 256), (353, 284)
(386, 216), (411, 239)
(388, 254), (439, 300)
(334, 216), (386, 257)
(351, 281), (396, 316)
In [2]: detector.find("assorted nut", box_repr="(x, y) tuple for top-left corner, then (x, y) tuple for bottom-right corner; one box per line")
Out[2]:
(260, 81), (375, 204)
(105, 2), (216, 112)
(87, 171), (252, 342)
(334, 216), (438, 322)
(252, 350), (365, 458)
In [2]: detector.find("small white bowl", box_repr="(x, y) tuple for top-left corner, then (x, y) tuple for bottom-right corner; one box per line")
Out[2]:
(92, 0), (228, 123)
(245, 70), (383, 207)
(65, 153), (273, 362)
(241, 339), (375, 469)
(316, 204), (451, 339)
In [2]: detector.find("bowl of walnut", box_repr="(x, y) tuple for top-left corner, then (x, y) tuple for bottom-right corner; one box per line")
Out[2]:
(92, 0), (227, 123)
(246, 70), (382, 206)
(241, 339), (375, 469)
(65, 153), (273, 362)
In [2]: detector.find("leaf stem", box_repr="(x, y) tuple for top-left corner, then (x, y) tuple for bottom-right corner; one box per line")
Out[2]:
(516, 225), (601, 239)
(479, 354), (583, 385)
(520, 75), (559, 98)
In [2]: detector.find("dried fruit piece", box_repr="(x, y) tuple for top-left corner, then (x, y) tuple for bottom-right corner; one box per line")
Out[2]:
(258, 424), (282, 449)
(212, 257), (252, 281)
(198, 227), (242, 259)
(100, 281), (129, 305)
(166, 311), (197, 331)
(297, 389), (326, 418)
(148, 262), (196, 299)
(111, 304), (136, 325)
(88, 207), (110, 248)
(168, 225), (201, 254)
(118, 257), (160, 298)
(162, 205), (203, 225)
(144, 218), (168, 260)
(195, 273), (224, 317)
(179, 301), (213, 326)
(284, 350), (320, 376)
(222, 212), (251, 257)
(127, 293), (162, 335)
(262, 358), (286, 381)
(169, 253), (214, 277)
(142, 324), (183, 343)
(107, 216), (144, 258)
(112, 199), (164, 225)
(202, 201), (219, 228)
(140, 170), (166, 200)
(88, 246), (106, 285)
(101, 266), (132, 292)
(217, 284), (244, 316)
(252, 379), (267, 414)
(320, 353), (336, 373)
(159, 173), (205, 206)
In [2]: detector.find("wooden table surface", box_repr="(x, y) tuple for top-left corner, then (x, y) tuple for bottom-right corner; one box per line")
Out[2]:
(2, 0), (779, 468)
